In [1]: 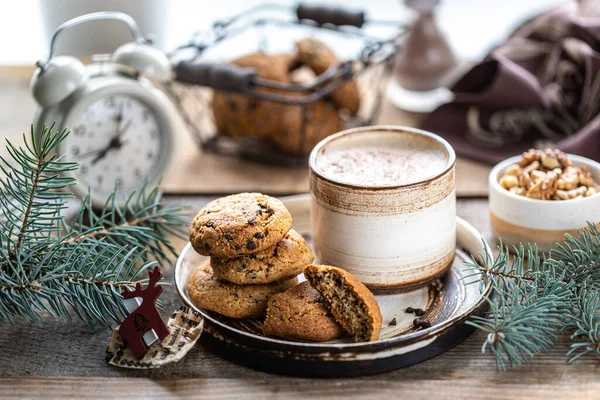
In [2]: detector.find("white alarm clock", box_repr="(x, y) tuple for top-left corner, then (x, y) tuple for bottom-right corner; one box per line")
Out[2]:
(30, 12), (177, 207)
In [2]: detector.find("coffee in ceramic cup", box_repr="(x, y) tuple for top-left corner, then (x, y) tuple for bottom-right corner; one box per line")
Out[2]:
(309, 125), (456, 289)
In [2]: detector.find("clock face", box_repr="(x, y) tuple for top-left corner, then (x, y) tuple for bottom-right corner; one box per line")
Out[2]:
(61, 94), (166, 198)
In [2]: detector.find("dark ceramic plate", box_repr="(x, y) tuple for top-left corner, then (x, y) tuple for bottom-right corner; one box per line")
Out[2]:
(175, 194), (491, 377)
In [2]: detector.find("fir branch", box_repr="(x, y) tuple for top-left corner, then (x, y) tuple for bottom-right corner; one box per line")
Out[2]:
(567, 285), (600, 363)
(0, 124), (76, 254)
(66, 182), (188, 264)
(466, 224), (600, 369)
(0, 124), (186, 327)
(547, 223), (600, 289)
(463, 241), (538, 287)
(467, 274), (573, 370)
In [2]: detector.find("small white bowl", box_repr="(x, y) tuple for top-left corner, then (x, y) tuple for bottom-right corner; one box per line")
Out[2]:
(489, 154), (600, 253)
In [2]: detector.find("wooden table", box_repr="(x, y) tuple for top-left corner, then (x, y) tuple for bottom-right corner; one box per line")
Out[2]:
(2, 195), (599, 400)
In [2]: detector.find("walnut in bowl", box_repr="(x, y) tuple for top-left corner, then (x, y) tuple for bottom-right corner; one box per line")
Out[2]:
(489, 149), (600, 252)
(497, 149), (598, 200)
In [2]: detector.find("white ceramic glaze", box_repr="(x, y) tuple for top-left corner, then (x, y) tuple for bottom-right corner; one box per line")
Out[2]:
(309, 126), (456, 289)
(489, 154), (600, 252)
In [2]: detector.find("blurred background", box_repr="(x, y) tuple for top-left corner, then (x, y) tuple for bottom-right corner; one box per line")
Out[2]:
(1, 0), (586, 200)
(3, 0), (560, 64)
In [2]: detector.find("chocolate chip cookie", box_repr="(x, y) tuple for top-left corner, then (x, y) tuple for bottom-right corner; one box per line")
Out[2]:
(296, 38), (361, 115)
(187, 260), (297, 318)
(264, 281), (345, 341)
(304, 264), (382, 342)
(189, 193), (293, 258)
(211, 229), (314, 285)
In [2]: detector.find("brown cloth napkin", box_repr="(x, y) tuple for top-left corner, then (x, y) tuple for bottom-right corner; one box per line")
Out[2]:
(421, 0), (600, 164)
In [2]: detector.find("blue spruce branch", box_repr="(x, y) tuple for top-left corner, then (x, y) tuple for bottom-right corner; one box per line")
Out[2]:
(0, 124), (186, 326)
(466, 226), (600, 369)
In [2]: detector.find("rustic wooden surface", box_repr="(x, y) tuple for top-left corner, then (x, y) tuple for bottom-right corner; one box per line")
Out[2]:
(2, 196), (599, 400)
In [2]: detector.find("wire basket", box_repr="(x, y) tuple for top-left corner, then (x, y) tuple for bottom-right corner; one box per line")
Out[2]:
(167, 3), (404, 165)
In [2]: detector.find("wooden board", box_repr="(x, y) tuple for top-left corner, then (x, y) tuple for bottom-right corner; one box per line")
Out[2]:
(1, 197), (598, 399)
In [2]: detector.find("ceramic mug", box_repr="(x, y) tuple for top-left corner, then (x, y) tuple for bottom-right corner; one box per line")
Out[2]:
(309, 125), (456, 289)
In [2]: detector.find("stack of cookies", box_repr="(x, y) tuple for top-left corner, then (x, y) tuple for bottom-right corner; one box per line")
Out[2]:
(187, 193), (314, 319)
(187, 192), (383, 343)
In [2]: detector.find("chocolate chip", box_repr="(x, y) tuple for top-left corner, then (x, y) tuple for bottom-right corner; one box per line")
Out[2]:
(234, 244), (241, 250)
(258, 202), (266, 208)
(246, 240), (257, 250)
(248, 216), (257, 225)
(267, 263), (274, 268)
(413, 318), (431, 329)
(224, 233), (233, 241)
(414, 308), (425, 316)
(203, 243), (211, 250)
(254, 232), (265, 239)
(265, 208), (274, 214)
(206, 220), (215, 227)
(405, 307), (414, 314)
(389, 318), (397, 326)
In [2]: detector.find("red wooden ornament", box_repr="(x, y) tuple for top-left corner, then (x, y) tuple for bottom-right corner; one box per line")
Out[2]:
(118, 266), (170, 358)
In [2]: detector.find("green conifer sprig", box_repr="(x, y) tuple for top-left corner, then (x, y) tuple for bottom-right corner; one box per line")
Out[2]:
(0, 124), (187, 326)
(466, 224), (600, 369)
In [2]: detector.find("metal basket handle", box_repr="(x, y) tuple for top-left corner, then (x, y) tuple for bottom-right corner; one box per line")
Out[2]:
(296, 3), (365, 28)
(175, 62), (256, 93)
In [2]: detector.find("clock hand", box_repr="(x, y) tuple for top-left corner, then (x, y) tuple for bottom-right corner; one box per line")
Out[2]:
(115, 120), (132, 142)
(115, 103), (124, 124)
(80, 133), (120, 162)
(90, 120), (133, 166)
(90, 147), (109, 165)
(78, 148), (103, 159)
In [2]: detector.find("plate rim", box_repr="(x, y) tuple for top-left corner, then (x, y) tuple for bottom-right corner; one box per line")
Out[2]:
(175, 202), (492, 351)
